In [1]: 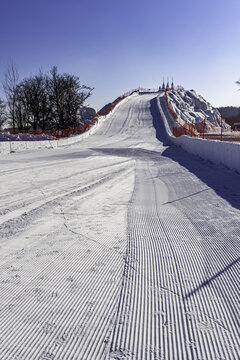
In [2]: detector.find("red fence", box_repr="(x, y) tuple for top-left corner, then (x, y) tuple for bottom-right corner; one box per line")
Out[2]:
(165, 90), (196, 137)
(164, 90), (232, 142)
(8, 120), (98, 139)
(6, 90), (138, 140)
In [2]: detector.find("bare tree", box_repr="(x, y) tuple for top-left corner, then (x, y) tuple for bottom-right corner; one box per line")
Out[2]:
(2, 64), (19, 131)
(0, 98), (7, 129)
(16, 72), (50, 130)
(2, 65), (94, 130)
(48, 66), (93, 129)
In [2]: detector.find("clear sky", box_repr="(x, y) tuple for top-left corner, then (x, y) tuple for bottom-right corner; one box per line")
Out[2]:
(1, 0), (240, 110)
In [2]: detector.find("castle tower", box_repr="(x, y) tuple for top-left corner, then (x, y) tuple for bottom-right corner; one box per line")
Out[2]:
(162, 77), (165, 90)
(166, 77), (169, 90)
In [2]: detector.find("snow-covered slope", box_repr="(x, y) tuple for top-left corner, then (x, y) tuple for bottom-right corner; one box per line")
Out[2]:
(0, 94), (130, 154)
(167, 89), (230, 132)
(0, 93), (240, 359)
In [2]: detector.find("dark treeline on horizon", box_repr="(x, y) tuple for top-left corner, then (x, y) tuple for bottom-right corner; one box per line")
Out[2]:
(218, 106), (240, 118)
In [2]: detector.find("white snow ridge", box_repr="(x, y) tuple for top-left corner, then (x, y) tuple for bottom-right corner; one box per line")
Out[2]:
(0, 92), (239, 359)
(167, 89), (230, 132)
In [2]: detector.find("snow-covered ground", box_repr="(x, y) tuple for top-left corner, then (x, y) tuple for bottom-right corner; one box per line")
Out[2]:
(0, 95), (126, 155)
(0, 131), (54, 142)
(167, 89), (230, 132)
(157, 95), (240, 173)
(0, 93), (239, 359)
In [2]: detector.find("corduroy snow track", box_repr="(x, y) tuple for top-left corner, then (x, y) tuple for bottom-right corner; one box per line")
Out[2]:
(0, 93), (239, 359)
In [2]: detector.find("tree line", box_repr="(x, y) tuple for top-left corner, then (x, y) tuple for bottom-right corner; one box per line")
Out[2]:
(0, 65), (93, 130)
(218, 106), (240, 118)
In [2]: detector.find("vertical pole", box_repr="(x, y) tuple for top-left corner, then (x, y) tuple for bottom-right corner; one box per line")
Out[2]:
(221, 112), (223, 141)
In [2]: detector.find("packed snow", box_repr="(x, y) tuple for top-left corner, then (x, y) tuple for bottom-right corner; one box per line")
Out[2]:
(0, 92), (239, 359)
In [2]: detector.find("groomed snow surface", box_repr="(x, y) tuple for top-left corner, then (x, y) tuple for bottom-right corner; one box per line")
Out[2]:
(0, 93), (239, 359)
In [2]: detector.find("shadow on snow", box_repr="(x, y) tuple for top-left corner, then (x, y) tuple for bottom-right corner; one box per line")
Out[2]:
(149, 97), (240, 212)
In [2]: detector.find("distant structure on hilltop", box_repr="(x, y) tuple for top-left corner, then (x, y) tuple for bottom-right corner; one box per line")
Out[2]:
(160, 78), (165, 91)
(166, 78), (170, 90)
(159, 77), (174, 91)
(139, 79), (181, 94)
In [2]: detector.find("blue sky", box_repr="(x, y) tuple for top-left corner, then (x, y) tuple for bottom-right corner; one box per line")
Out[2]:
(1, 0), (240, 110)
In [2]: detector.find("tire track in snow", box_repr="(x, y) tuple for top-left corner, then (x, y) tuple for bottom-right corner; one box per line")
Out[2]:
(0, 162), (134, 238)
(0, 165), (135, 360)
(0, 158), (132, 217)
(0, 165), (134, 306)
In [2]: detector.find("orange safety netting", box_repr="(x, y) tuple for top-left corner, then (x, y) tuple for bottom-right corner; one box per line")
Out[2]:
(165, 90), (227, 140)
(165, 90), (196, 137)
(7, 90), (138, 140)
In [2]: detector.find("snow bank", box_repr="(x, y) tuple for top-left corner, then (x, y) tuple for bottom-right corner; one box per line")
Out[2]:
(167, 89), (230, 133)
(0, 93), (131, 155)
(171, 135), (240, 172)
(157, 95), (240, 173)
(0, 132), (54, 142)
(0, 119), (102, 154)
